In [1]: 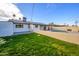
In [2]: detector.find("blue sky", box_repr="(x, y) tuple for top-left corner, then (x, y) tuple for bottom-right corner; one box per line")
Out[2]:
(16, 3), (79, 25)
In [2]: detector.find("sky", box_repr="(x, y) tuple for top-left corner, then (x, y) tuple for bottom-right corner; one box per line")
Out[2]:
(0, 3), (23, 21)
(16, 3), (79, 25)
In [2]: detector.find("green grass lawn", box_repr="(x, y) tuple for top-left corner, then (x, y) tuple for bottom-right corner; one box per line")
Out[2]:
(0, 32), (79, 56)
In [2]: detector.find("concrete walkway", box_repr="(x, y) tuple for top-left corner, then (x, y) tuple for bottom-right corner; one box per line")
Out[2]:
(13, 31), (32, 36)
(35, 30), (79, 45)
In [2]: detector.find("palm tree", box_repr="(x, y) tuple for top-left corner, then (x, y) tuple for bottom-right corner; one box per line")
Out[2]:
(12, 14), (16, 20)
(19, 17), (21, 20)
(13, 14), (16, 18)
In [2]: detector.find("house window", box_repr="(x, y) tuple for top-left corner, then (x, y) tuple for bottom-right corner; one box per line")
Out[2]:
(16, 24), (23, 28)
(28, 24), (30, 28)
(35, 25), (38, 28)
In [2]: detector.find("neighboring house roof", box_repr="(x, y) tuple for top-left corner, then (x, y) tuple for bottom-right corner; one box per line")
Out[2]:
(30, 22), (47, 25)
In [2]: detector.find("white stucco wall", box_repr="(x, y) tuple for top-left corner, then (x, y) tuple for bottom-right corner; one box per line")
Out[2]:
(0, 21), (13, 37)
(13, 24), (30, 33)
(33, 25), (41, 31)
(40, 26), (44, 30)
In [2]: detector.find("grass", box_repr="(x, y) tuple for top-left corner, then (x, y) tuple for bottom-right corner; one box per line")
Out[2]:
(0, 32), (79, 56)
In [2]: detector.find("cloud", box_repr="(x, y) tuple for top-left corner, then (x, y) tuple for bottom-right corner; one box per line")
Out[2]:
(0, 3), (23, 21)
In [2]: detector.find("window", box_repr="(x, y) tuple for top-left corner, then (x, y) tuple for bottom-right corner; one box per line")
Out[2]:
(16, 24), (23, 28)
(28, 24), (30, 28)
(35, 25), (38, 28)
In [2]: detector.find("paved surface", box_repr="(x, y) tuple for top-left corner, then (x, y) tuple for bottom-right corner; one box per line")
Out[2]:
(35, 30), (79, 45)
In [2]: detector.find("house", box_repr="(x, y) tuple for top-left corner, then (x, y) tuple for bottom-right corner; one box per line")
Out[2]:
(0, 3), (53, 37)
(0, 19), (53, 37)
(0, 20), (30, 37)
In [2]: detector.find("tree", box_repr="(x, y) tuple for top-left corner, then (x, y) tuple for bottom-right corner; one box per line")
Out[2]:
(49, 22), (54, 26)
(75, 20), (78, 27)
(51, 22), (54, 25)
(13, 14), (16, 18)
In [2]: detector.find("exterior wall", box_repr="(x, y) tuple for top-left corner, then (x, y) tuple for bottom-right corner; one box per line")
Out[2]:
(13, 24), (30, 33)
(29, 24), (34, 31)
(32, 25), (51, 31)
(0, 21), (52, 37)
(0, 21), (13, 37)
(33, 25), (40, 31)
(40, 26), (44, 30)
(48, 25), (53, 30)
(46, 26), (49, 30)
(32, 25), (50, 31)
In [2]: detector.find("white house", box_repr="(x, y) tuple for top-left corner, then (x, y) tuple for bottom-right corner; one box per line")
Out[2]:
(0, 4), (53, 36)
(0, 21), (14, 37)
(0, 3), (53, 37)
(0, 20), (30, 37)
(0, 19), (53, 37)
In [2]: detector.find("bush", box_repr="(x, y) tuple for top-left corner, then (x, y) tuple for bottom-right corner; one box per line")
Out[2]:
(67, 29), (72, 32)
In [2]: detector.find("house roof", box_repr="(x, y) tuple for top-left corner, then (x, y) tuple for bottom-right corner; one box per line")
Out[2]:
(9, 20), (48, 26)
